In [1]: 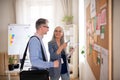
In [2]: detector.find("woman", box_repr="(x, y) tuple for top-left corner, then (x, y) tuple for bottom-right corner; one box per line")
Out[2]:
(48, 26), (74, 80)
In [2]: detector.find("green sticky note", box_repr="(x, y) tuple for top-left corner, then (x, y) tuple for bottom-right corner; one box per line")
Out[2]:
(101, 25), (105, 33)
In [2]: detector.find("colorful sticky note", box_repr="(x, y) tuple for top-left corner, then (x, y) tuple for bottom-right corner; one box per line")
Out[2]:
(100, 25), (105, 39)
(9, 34), (15, 46)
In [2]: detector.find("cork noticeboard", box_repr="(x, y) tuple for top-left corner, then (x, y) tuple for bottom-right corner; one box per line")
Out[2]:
(86, 0), (109, 80)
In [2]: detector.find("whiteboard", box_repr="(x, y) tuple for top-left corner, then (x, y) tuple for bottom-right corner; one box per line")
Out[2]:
(8, 24), (32, 57)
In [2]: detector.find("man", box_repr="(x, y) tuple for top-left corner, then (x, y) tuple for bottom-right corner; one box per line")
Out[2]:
(29, 18), (59, 69)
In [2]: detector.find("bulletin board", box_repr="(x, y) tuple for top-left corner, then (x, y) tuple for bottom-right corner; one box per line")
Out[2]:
(86, 0), (110, 80)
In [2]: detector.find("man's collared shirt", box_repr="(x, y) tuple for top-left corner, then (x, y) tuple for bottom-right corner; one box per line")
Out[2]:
(28, 34), (53, 69)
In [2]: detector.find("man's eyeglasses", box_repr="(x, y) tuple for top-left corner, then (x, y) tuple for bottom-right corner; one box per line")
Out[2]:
(43, 26), (49, 28)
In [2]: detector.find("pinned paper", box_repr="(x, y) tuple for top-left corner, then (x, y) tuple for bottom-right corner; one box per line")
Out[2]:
(96, 14), (101, 35)
(100, 47), (108, 80)
(90, 0), (96, 18)
(93, 44), (101, 52)
(100, 9), (107, 25)
(100, 25), (105, 39)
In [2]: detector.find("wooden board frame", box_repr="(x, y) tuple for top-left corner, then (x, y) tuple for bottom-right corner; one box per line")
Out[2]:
(86, 0), (112, 80)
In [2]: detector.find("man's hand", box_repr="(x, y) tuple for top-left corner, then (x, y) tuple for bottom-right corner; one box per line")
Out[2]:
(53, 60), (59, 68)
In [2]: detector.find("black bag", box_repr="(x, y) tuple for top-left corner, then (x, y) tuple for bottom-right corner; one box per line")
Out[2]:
(20, 70), (49, 80)
(20, 36), (49, 80)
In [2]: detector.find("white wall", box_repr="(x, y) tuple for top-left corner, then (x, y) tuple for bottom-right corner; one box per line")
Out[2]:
(113, 0), (120, 80)
(79, 60), (96, 80)
(79, 0), (96, 80)
(0, 0), (15, 52)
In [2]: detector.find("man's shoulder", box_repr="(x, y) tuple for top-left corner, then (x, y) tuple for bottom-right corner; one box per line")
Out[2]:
(30, 36), (39, 40)
(29, 36), (40, 43)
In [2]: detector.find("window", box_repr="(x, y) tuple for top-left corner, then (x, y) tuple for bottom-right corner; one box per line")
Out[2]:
(30, 0), (55, 60)
(16, 0), (60, 60)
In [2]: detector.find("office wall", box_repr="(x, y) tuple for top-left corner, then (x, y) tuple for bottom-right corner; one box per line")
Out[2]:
(113, 0), (120, 80)
(0, 0), (16, 52)
(79, 0), (96, 79)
